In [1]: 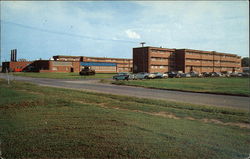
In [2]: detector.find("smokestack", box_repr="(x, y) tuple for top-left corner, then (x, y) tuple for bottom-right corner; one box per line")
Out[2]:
(13, 50), (15, 62)
(11, 50), (14, 61)
(10, 50), (12, 61)
(14, 49), (17, 62)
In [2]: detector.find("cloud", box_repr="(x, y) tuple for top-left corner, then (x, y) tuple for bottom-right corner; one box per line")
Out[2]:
(125, 29), (141, 39)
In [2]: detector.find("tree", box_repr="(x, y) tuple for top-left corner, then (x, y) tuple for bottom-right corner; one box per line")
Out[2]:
(241, 57), (249, 67)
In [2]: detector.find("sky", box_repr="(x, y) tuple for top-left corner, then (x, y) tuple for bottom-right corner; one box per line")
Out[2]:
(0, 1), (249, 62)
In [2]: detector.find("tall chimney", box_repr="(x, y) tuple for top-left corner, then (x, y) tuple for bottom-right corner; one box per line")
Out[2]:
(13, 50), (15, 62)
(10, 50), (12, 61)
(14, 49), (17, 62)
(11, 50), (13, 61)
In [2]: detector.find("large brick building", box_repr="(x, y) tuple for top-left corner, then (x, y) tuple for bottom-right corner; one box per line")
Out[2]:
(2, 47), (242, 74)
(2, 55), (133, 73)
(133, 46), (241, 73)
(53, 55), (133, 73)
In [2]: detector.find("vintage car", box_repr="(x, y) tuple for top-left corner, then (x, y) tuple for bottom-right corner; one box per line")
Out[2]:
(113, 72), (133, 80)
(135, 72), (149, 79)
(79, 66), (95, 76)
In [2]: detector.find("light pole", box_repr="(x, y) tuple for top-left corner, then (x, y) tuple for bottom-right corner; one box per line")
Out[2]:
(140, 42), (146, 47)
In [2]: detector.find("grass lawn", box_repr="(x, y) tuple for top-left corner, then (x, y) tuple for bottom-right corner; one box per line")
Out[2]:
(112, 77), (250, 96)
(0, 79), (249, 158)
(12, 72), (115, 79)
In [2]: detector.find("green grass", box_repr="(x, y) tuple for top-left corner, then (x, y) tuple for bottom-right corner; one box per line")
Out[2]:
(112, 77), (250, 96)
(0, 79), (249, 159)
(12, 72), (115, 79)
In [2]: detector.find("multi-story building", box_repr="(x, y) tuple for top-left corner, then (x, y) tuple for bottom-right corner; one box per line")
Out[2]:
(175, 49), (241, 73)
(133, 47), (176, 73)
(133, 46), (241, 73)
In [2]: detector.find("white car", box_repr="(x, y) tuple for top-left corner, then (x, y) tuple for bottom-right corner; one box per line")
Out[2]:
(162, 72), (168, 78)
(148, 73), (156, 79)
(135, 72), (149, 79)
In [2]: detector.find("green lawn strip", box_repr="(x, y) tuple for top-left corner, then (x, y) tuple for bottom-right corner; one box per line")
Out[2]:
(12, 72), (115, 79)
(0, 79), (249, 158)
(2, 79), (249, 124)
(112, 78), (250, 96)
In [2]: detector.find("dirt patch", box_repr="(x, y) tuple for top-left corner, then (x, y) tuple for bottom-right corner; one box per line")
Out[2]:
(185, 117), (196, 120)
(151, 111), (180, 119)
(2, 100), (44, 109)
(73, 100), (250, 129)
(16, 89), (44, 95)
(201, 118), (250, 129)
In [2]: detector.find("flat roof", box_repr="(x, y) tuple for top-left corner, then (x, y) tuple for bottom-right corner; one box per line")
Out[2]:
(134, 46), (176, 51)
(133, 46), (240, 57)
(180, 49), (239, 57)
(53, 55), (132, 60)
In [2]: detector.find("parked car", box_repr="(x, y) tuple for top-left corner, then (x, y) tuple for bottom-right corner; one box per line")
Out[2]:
(201, 72), (210, 77)
(221, 71), (231, 77)
(209, 72), (222, 77)
(135, 72), (149, 79)
(243, 72), (250, 77)
(230, 72), (238, 77)
(189, 71), (199, 77)
(175, 73), (182, 78)
(180, 73), (191, 78)
(79, 66), (95, 76)
(237, 72), (243, 77)
(153, 72), (163, 78)
(148, 73), (156, 79)
(129, 74), (137, 80)
(162, 72), (169, 78)
(167, 72), (177, 78)
(113, 72), (132, 80)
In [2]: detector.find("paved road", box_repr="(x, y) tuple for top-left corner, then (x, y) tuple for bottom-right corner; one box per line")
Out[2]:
(0, 74), (249, 110)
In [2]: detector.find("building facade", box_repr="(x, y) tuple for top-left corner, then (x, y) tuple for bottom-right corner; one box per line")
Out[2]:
(53, 55), (133, 73)
(133, 47), (241, 73)
(133, 47), (176, 73)
(175, 49), (241, 73)
(2, 61), (32, 72)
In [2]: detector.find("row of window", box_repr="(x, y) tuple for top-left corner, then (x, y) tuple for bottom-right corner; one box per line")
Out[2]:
(150, 65), (175, 69)
(186, 52), (238, 58)
(52, 61), (73, 66)
(87, 66), (116, 71)
(52, 67), (70, 71)
(186, 59), (239, 64)
(186, 66), (240, 69)
(86, 58), (132, 62)
(151, 58), (168, 61)
(150, 49), (176, 55)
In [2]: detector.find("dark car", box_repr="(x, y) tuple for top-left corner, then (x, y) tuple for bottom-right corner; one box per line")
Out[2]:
(153, 72), (163, 78)
(167, 72), (177, 78)
(180, 73), (191, 78)
(209, 72), (222, 77)
(201, 72), (210, 77)
(79, 66), (95, 76)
